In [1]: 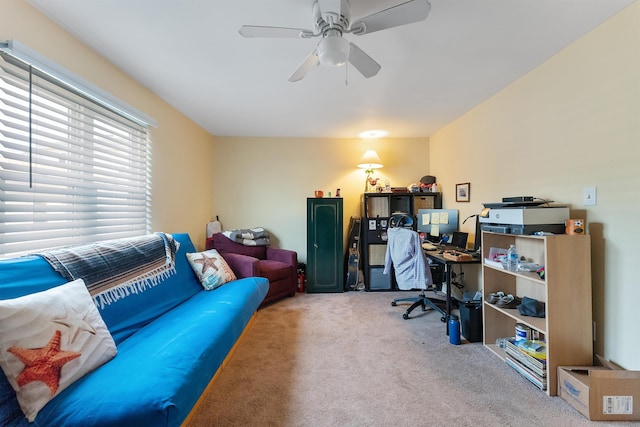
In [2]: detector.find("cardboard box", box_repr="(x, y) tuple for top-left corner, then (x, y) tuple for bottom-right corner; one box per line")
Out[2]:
(558, 357), (640, 421)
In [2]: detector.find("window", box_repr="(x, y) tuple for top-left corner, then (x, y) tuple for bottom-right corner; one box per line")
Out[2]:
(0, 44), (152, 258)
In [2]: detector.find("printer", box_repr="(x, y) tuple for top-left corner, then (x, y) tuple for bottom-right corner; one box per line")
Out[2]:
(479, 203), (569, 235)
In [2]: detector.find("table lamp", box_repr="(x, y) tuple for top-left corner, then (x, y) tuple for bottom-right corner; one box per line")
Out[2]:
(357, 150), (383, 192)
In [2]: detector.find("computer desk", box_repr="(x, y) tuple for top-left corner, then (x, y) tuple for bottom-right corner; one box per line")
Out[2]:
(424, 249), (481, 335)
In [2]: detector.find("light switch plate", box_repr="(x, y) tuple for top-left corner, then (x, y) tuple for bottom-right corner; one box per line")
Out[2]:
(583, 186), (597, 206)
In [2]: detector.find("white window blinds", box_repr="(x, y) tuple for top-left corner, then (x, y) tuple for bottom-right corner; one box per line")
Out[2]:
(0, 50), (151, 258)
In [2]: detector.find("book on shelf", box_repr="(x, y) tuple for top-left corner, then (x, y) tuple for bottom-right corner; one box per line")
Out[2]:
(505, 339), (546, 377)
(506, 339), (547, 365)
(514, 339), (547, 361)
(505, 356), (547, 391)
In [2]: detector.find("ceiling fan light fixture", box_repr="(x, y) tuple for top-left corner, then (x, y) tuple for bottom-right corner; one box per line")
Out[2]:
(317, 34), (350, 67)
(359, 129), (388, 139)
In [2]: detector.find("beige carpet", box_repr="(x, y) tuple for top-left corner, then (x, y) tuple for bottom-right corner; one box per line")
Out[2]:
(187, 291), (623, 427)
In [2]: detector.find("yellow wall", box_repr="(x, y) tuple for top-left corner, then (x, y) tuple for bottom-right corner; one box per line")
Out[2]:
(1, 1), (216, 249)
(431, 1), (640, 369)
(211, 136), (429, 258)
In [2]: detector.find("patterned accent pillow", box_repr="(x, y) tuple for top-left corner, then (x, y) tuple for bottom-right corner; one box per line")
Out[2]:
(186, 249), (237, 290)
(0, 279), (117, 422)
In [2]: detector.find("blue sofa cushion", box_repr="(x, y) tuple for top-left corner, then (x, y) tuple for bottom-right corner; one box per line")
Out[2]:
(0, 256), (68, 300)
(1, 233), (267, 426)
(90, 233), (203, 344)
(33, 277), (269, 427)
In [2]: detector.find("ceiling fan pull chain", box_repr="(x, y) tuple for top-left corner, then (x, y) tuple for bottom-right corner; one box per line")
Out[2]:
(344, 62), (349, 86)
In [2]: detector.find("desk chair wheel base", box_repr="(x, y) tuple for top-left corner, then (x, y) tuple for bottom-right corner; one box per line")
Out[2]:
(392, 291), (446, 321)
(401, 311), (446, 321)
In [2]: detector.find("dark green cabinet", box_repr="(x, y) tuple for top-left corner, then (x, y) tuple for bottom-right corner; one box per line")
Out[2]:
(306, 198), (343, 293)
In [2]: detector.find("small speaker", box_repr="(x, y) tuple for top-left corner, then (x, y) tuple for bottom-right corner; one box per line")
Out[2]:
(565, 219), (585, 235)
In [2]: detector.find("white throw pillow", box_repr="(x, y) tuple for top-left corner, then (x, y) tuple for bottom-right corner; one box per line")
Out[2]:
(186, 249), (237, 290)
(0, 279), (117, 421)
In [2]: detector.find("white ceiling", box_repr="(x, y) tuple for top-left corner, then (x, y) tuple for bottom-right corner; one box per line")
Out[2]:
(28, 0), (635, 138)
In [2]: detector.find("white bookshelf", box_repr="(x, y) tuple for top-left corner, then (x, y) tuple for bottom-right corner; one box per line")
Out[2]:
(481, 231), (593, 396)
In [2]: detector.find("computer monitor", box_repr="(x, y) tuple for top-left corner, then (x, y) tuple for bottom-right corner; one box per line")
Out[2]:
(451, 231), (469, 250)
(416, 209), (459, 241)
(473, 214), (482, 253)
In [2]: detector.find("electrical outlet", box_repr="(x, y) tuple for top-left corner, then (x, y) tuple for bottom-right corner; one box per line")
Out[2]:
(583, 186), (597, 206)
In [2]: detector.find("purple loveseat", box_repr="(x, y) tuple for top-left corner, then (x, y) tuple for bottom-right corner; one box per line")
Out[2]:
(206, 234), (298, 306)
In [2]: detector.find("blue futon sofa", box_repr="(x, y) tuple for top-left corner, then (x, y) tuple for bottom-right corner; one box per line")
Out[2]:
(0, 233), (268, 426)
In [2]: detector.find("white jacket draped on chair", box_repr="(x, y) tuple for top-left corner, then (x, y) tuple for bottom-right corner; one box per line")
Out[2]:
(383, 227), (433, 290)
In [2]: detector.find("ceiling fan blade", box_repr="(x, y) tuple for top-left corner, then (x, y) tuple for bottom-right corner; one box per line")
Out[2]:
(348, 43), (381, 78)
(351, 0), (431, 35)
(239, 25), (314, 38)
(288, 50), (320, 82)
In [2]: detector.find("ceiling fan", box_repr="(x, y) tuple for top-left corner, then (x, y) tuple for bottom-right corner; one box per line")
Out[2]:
(239, 0), (431, 82)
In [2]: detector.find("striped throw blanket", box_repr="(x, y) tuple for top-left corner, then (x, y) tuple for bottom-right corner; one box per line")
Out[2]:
(37, 233), (179, 308)
(222, 227), (270, 246)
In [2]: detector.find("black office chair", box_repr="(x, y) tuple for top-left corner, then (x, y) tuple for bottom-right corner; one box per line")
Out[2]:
(385, 214), (446, 320)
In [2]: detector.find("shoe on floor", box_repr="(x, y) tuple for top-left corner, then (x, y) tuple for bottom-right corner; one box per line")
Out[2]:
(496, 294), (521, 309)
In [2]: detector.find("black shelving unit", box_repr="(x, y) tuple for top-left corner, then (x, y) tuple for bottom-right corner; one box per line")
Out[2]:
(361, 192), (441, 291)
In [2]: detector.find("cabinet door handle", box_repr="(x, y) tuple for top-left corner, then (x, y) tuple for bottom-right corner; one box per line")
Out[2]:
(314, 243), (318, 248)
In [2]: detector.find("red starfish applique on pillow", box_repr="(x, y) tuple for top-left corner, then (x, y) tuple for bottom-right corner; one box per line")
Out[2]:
(194, 253), (219, 274)
(7, 330), (81, 395)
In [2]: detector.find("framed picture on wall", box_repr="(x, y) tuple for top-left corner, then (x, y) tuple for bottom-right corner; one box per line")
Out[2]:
(456, 183), (470, 202)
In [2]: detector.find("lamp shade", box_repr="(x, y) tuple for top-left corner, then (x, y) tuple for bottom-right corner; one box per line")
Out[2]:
(357, 150), (383, 169)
